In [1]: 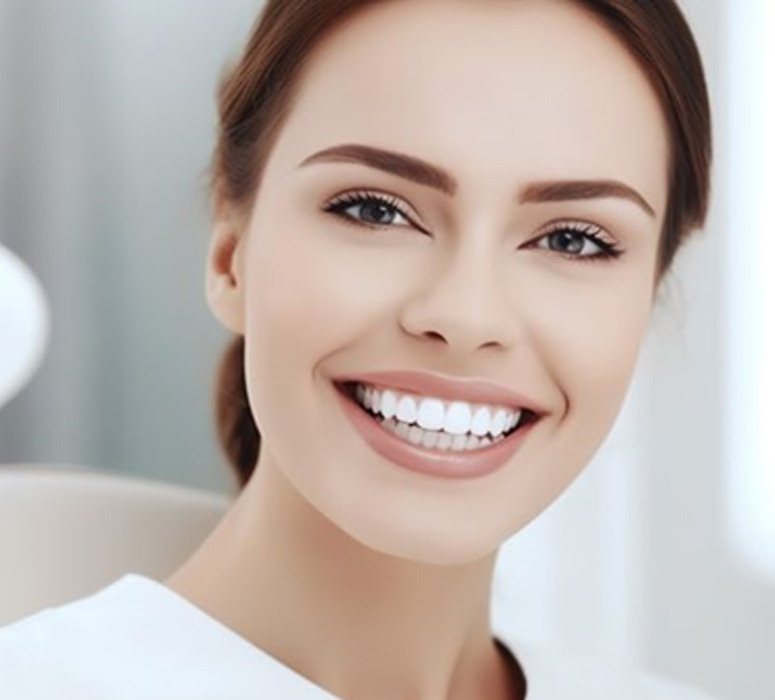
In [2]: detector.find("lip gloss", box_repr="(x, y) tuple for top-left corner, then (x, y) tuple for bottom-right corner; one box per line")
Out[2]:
(333, 382), (538, 480)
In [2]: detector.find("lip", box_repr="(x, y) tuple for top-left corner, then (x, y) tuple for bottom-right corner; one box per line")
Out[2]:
(332, 369), (549, 415)
(333, 381), (538, 479)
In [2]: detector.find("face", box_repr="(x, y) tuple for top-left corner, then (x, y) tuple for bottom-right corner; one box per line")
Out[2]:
(208, 0), (669, 565)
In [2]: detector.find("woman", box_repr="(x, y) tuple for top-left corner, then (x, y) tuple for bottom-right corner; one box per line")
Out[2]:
(0, 0), (715, 698)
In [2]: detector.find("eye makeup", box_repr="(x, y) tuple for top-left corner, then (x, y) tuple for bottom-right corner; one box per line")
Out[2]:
(321, 188), (626, 263)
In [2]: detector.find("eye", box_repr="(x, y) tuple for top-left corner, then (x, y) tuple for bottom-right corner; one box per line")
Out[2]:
(322, 193), (624, 264)
(528, 220), (624, 264)
(322, 190), (416, 230)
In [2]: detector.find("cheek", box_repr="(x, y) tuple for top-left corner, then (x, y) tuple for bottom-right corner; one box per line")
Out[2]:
(240, 223), (400, 431)
(541, 280), (652, 425)
(244, 222), (360, 361)
(250, 228), (414, 351)
(485, 283), (653, 538)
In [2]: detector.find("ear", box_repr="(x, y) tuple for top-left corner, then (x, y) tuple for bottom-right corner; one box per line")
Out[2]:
(205, 216), (247, 335)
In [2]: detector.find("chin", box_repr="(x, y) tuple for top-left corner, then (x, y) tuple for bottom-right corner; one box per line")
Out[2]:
(322, 495), (505, 567)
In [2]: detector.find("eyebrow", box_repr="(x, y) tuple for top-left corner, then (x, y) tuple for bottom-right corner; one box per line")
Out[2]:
(298, 143), (656, 219)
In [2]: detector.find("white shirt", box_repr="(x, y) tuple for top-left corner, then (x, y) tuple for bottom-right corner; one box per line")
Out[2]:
(0, 573), (719, 699)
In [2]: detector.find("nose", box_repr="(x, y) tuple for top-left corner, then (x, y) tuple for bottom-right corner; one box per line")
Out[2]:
(399, 244), (521, 355)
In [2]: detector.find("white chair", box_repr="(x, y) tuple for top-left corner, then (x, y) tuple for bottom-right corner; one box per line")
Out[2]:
(0, 464), (232, 626)
(0, 246), (233, 626)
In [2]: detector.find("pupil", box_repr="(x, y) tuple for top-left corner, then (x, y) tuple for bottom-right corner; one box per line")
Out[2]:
(550, 231), (582, 253)
(363, 201), (391, 224)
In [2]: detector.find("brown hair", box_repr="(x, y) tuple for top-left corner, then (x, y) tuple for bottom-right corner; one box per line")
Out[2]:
(208, 0), (713, 490)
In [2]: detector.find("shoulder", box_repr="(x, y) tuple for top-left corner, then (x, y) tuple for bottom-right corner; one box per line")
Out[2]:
(0, 574), (307, 700)
(0, 576), (175, 698)
(0, 605), (97, 697)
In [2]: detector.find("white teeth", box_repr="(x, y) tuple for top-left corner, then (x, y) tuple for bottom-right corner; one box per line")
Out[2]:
(356, 382), (522, 439)
(470, 405), (490, 436)
(417, 397), (445, 431)
(451, 433), (469, 450)
(395, 394), (418, 424)
(421, 428), (439, 449)
(444, 402), (472, 436)
(437, 431), (453, 450)
(379, 390), (399, 419)
(407, 425), (423, 445)
(379, 416), (502, 451)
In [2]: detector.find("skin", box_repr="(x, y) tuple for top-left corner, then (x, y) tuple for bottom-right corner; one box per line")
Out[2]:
(165, 1), (669, 699)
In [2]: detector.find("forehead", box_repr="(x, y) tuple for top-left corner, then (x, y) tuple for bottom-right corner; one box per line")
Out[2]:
(273, 0), (669, 217)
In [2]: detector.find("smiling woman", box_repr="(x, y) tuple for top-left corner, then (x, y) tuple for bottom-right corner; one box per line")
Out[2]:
(0, 1), (714, 699)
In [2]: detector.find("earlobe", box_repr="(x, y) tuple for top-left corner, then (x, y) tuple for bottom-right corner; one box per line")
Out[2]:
(205, 223), (246, 335)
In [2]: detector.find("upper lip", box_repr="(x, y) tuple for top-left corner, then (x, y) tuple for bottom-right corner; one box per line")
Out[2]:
(333, 369), (549, 416)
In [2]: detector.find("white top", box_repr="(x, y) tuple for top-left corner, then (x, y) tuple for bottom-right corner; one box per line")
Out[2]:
(0, 573), (719, 699)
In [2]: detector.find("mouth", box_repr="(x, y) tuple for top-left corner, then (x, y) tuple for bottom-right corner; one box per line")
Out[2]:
(332, 378), (541, 479)
(334, 380), (540, 445)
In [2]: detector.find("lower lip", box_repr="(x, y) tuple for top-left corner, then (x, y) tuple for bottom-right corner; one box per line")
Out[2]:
(333, 382), (537, 480)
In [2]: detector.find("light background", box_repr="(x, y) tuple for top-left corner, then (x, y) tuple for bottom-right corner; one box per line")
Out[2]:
(0, 2), (772, 699)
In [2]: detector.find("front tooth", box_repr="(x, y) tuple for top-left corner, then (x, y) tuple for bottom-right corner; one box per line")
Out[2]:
(443, 401), (472, 435)
(451, 434), (468, 450)
(358, 383), (522, 437)
(395, 395), (418, 424)
(437, 432), (453, 450)
(421, 429), (440, 449)
(407, 425), (423, 445)
(417, 397), (445, 431)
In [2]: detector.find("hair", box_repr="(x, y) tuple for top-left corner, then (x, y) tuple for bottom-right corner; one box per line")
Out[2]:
(208, 0), (713, 491)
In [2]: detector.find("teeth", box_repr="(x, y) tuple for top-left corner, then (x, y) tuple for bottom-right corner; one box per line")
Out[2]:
(355, 382), (523, 438)
(445, 402), (473, 436)
(395, 394), (419, 424)
(381, 416), (499, 451)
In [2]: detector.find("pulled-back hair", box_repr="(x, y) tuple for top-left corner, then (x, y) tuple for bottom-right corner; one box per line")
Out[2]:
(208, 0), (713, 490)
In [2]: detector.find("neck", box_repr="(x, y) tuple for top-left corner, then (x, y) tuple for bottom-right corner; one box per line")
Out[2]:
(165, 453), (524, 700)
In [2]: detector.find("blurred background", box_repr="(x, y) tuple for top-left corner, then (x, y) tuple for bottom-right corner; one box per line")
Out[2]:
(0, 1), (772, 699)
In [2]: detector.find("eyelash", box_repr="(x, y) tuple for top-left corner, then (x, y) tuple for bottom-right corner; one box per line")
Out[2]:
(322, 190), (624, 264)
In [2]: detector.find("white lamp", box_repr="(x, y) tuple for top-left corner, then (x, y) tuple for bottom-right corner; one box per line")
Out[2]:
(0, 244), (50, 410)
